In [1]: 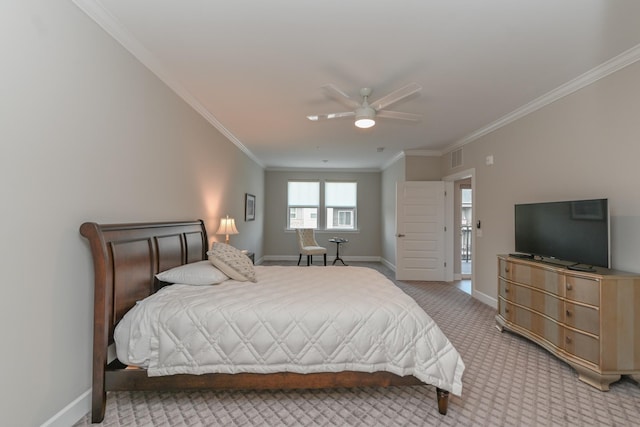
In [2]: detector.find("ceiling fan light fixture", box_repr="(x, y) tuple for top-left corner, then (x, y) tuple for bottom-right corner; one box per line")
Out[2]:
(355, 106), (376, 129)
(355, 118), (375, 129)
(307, 83), (421, 128)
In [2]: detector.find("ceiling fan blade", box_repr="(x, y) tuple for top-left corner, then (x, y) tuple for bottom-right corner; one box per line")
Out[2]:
(376, 110), (422, 121)
(370, 82), (422, 111)
(321, 84), (361, 109)
(307, 111), (356, 121)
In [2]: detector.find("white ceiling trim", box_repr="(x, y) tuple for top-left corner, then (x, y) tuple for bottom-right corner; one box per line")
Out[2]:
(72, 0), (265, 169)
(447, 42), (640, 154)
(380, 151), (406, 171)
(266, 167), (382, 173)
(379, 149), (441, 172)
(404, 149), (442, 157)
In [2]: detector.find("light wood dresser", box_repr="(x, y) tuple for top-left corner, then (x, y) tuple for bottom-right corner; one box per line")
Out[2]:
(496, 255), (640, 390)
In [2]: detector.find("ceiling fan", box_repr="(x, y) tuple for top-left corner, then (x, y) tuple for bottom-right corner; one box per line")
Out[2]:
(306, 82), (422, 129)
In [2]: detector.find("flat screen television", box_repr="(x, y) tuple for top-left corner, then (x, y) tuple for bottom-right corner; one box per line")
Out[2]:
(514, 198), (610, 269)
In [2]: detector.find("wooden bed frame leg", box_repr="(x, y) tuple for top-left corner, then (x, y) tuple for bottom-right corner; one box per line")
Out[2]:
(91, 388), (106, 423)
(436, 388), (449, 415)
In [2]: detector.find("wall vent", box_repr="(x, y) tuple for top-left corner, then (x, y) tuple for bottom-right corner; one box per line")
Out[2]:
(451, 148), (463, 168)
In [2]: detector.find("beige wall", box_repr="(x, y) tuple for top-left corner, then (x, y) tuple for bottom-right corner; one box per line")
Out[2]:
(440, 60), (640, 304)
(405, 155), (442, 180)
(264, 170), (381, 260)
(1, 1), (264, 425)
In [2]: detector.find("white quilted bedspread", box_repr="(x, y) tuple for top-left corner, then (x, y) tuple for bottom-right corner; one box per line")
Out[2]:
(115, 266), (465, 395)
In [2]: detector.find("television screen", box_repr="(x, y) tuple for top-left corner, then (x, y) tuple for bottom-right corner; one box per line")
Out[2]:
(514, 199), (610, 268)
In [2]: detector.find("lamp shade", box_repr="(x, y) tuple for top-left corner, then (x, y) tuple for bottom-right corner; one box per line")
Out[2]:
(216, 215), (239, 244)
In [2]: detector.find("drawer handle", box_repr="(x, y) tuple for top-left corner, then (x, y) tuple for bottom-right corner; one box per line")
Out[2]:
(566, 310), (572, 317)
(505, 267), (510, 273)
(504, 287), (509, 293)
(566, 284), (572, 291)
(565, 336), (572, 344)
(505, 308), (509, 313)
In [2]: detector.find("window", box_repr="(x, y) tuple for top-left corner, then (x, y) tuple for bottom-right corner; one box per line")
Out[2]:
(287, 181), (319, 228)
(338, 210), (352, 226)
(325, 182), (357, 230)
(287, 180), (358, 230)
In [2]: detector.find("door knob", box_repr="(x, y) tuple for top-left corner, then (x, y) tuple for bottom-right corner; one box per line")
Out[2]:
(397, 234), (405, 237)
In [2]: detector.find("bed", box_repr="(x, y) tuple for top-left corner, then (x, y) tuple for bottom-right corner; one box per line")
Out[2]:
(80, 220), (464, 423)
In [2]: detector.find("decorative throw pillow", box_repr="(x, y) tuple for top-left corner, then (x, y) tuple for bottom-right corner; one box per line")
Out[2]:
(207, 243), (257, 282)
(155, 260), (229, 286)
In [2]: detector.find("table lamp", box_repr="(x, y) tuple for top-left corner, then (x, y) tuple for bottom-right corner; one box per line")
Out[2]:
(216, 215), (239, 244)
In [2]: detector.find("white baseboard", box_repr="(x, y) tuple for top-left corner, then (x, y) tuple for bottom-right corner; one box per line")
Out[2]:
(340, 256), (381, 262)
(473, 289), (498, 309)
(262, 255), (298, 262)
(41, 389), (90, 427)
(380, 257), (396, 272)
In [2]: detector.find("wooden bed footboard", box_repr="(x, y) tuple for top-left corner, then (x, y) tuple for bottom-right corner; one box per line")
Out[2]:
(80, 220), (449, 423)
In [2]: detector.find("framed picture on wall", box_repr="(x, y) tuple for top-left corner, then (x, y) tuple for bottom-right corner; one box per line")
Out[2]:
(245, 193), (256, 221)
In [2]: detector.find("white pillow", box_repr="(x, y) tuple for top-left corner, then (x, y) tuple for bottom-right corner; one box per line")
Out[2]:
(207, 243), (257, 282)
(155, 260), (229, 286)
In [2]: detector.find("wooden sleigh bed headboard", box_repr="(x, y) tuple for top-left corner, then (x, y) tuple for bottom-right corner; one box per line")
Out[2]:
(80, 220), (208, 345)
(80, 220), (208, 421)
(80, 220), (449, 424)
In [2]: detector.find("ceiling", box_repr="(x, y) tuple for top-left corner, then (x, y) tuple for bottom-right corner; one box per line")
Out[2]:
(74, 0), (640, 170)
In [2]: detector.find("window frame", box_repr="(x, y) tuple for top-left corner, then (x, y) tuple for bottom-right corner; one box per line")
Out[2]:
(286, 181), (320, 229)
(286, 180), (358, 231)
(325, 181), (357, 231)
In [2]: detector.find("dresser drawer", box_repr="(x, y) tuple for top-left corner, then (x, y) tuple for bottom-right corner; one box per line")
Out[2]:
(564, 329), (599, 365)
(498, 298), (513, 322)
(500, 259), (563, 296)
(498, 278), (510, 299)
(500, 279), (563, 322)
(566, 276), (600, 306)
(564, 302), (599, 336)
(510, 304), (563, 348)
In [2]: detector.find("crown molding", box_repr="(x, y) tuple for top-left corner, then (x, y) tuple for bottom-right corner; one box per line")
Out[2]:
(403, 149), (442, 157)
(448, 42), (640, 153)
(380, 151), (406, 171)
(265, 166), (381, 173)
(72, 0), (265, 169)
(379, 149), (442, 171)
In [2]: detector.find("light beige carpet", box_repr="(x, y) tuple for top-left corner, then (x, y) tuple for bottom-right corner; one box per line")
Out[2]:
(74, 263), (640, 426)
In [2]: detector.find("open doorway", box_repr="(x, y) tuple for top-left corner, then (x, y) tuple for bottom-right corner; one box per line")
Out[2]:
(444, 168), (475, 296)
(452, 178), (472, 294)
(460, 182), (472, 279)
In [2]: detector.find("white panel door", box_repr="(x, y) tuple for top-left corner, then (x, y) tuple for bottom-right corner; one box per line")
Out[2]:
(396, 181), (445, 281)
